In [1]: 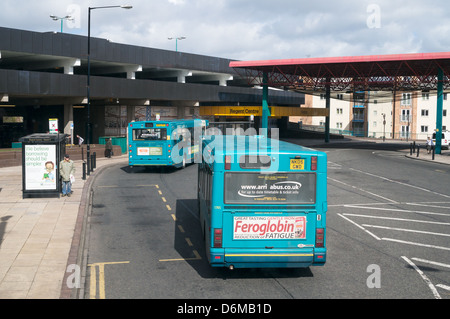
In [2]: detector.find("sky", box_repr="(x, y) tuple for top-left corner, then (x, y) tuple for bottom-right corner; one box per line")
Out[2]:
(2, 0), (450, 61)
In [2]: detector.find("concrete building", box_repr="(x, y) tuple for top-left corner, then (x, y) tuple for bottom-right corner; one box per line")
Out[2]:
(292, 90), (449, 141)
(0, 27), (304, 148)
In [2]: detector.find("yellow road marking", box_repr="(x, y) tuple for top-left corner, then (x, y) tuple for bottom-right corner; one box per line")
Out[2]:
(185, 238), (193, 247)
(159, 250), (202, 262)
(161, 197), (167, 202)
(171, 214), (176, 221)
(88, 261), (130, 299)
(178, 225), (185, 233)
(166, 205), (172, 211)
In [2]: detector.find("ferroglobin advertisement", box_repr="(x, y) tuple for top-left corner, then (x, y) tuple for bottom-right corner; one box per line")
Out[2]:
(233, 216), (306, 240)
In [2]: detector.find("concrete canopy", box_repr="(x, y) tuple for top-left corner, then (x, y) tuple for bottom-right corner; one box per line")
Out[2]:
(230, 52), (450, 151)
(230, 52), (450, 94)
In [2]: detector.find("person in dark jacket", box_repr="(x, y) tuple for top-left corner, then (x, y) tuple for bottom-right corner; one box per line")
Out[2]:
(105, 138), (113, 158)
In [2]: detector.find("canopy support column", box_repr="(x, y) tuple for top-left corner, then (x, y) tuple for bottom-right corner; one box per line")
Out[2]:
(262, 72), (270, 137)
(325, 78), (331, 143)
(436, 68), (444, 154)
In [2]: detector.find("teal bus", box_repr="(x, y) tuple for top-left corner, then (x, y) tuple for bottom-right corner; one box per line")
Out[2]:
(128, 119), (208, 168)
(197, 135), (327, 269)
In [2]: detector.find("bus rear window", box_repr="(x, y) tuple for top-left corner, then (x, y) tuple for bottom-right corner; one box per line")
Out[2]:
(239, 155), (271, 169)
(133, 128), (167, 141)
(224, 172), (316, 204)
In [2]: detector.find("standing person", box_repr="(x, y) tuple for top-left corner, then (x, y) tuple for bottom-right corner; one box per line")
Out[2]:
(105, 138), (113, 158)
(60, 154), (75, 197)
(77, 135), (84, 147)
(426, 136), (433, 154)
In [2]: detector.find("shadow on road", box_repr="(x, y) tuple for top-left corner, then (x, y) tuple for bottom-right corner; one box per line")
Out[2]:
(173, 199), (314, 280)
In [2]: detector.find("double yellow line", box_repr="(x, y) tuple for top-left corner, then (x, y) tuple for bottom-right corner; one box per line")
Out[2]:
(89, 261), (130, 299)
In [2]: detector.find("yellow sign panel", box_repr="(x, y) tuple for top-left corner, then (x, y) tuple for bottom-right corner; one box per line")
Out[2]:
(200, 106), (329, 117)
(290, 159), (305, 170)
(200, 106), (262, 117)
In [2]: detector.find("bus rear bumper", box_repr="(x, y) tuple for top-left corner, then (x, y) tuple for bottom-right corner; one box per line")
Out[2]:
(209, 248), (326, 268)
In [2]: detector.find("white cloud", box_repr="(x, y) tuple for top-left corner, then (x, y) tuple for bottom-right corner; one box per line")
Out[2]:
(168, 0), (186, 5)
(1, 0), (449, 61)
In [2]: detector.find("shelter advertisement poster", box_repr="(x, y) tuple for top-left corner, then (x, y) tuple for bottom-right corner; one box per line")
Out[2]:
(24, 145), (57, 190)
(233, 216), (306, 240)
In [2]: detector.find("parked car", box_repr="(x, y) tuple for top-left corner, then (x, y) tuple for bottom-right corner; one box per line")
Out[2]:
(432, 131), (449, 150)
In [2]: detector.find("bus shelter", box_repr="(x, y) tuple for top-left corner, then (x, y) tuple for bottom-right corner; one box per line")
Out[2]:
(230, 52), (450, 154)
(19, 133), (67, 198)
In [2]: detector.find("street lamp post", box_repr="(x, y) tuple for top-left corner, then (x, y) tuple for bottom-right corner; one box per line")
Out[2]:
(86, 5), (132, 173)
(168, 37), (186, 52)
(50, 15), (73, 33)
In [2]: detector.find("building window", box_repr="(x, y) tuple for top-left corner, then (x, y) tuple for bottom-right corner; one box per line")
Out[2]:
(444, 110), (447, 117)
(336, 108), (343, 115)
(320, 94), (326, 100)
(401, 125), (410, 138)
(336, 122), (343, 129)
(421, 109), (429, 117)
(401, 93), (411, 106)
(401, 109), (411, 122)
(337, 94), (343, 100)
(422, 93), (429, 100)
(421, 126), (428, 133)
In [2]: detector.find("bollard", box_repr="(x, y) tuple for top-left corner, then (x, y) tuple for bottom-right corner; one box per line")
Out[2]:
(82, 162), (86, 180)
(81, 147), (84, 162)
(93, 152), (97, 169)
(90, 155), (94, 172)
(413, 141), (416, 154)
(432, 145), (435, 160)
(417, 144), (420, 157)
(410, 143), (413, 156)
(87, 157), (90, 176)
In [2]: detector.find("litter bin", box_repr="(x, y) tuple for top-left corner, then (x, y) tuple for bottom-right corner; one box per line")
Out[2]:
(19, 133), (68, 198)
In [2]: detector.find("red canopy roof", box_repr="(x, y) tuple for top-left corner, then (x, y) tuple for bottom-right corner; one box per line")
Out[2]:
(230, 52), (450, 92)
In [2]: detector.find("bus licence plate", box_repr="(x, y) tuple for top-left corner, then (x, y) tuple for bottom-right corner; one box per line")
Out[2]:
(290, 159), (304, 170)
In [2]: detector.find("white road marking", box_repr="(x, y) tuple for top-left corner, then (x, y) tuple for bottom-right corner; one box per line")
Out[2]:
(344, 204), (450, 217)
(362, 224), (450, 238)
(401, 256), (441, 299)
(337, 213), (380, 240)
(342, 213), (450, 226)
(328, 177), (397, 203)
(349, 168), (450, 199)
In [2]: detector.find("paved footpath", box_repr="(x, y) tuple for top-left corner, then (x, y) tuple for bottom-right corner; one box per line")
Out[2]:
(0, 155), (127, 299)
(0, 138), (448, 299)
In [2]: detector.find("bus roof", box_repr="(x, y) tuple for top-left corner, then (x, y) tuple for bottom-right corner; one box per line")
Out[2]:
(205, 135), (321, 156)
(130, 119), (205, 125)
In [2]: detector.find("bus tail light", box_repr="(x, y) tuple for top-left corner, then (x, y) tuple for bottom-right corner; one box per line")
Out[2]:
(316, 228), (324, 247)
(311, 156), (318, 171)
(214, 228), (223, 248)
(225, 155), (231, 170)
